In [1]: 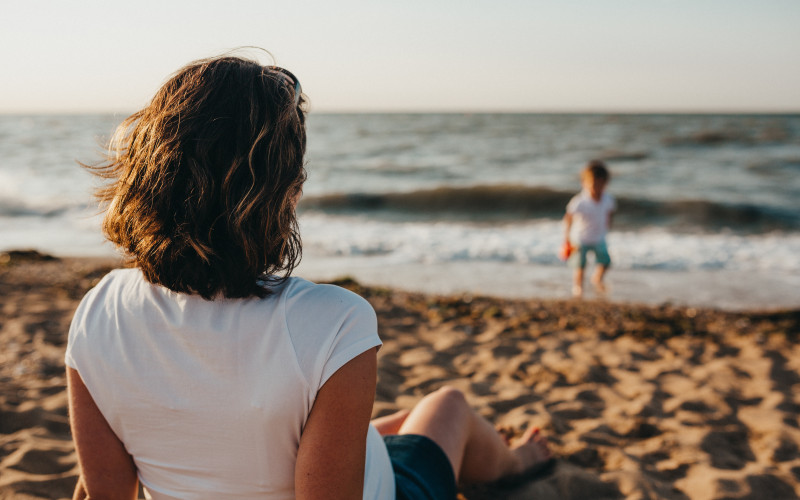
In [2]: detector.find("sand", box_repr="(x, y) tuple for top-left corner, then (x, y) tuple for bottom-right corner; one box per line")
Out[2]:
(1, 251), (799, 499)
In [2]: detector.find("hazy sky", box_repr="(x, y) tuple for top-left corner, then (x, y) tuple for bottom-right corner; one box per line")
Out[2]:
(2, 0), (799, 113)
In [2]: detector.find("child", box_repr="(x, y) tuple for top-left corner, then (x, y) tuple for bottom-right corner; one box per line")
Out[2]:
(563, 160), (616, 297)
(66, 52), (551, 500)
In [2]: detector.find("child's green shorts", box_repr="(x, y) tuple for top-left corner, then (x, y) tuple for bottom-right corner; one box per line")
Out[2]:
(569, 241), (611, 269)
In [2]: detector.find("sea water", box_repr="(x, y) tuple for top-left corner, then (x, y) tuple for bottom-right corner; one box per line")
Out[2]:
(1, 113), (799, 309)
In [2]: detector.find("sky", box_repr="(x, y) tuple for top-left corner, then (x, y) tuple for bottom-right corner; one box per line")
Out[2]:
(1, 0), (799, 114)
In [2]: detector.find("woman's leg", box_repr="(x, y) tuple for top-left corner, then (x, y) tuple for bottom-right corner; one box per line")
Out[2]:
(397, 387), (550, 483)
(371, 409), (411, 435)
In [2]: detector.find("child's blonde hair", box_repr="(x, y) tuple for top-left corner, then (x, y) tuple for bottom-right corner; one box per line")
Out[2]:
(581, 160), (610, 182)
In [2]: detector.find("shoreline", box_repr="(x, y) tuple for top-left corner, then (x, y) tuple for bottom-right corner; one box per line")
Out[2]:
(296, 255), (800, 314)
(2, 254), (800, 499)
(4, 248), (795, 314)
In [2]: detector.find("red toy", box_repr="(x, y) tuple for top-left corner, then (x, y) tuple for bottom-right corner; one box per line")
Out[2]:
(558, 241), (573, 261)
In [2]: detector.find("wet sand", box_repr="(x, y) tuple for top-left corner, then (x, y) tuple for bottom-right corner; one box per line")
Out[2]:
(1, 252), (799, 499)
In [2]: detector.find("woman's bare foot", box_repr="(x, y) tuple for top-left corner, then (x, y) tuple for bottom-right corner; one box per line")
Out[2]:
(495, 425), (515, 445)
(509, 426), (552, 476)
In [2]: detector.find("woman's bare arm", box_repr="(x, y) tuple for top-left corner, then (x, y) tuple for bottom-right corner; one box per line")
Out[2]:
(67, 367), (138, 500)
(295, 348), (378, 500)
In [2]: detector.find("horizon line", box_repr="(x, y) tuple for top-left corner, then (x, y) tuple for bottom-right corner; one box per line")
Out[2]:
(2, 108), (799, 116)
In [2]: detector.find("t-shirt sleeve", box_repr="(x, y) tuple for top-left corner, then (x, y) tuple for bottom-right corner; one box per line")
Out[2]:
(63, 272), (129, 434)
(64, 300), (85, 371)
(283, 282), (382, 394)
(566, 194), (581, 214)
(606, 193), (617, 212)
(316, 292), (380, 387)
(64, 273), (112, 371)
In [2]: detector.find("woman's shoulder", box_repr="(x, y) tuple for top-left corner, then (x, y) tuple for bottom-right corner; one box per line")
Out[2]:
(90, 266), (138, 283)
(76, 267), (141, 304)
(282, 276), (375, 316)
(280, 277), (380, 382)
(282, 276), (368, 303)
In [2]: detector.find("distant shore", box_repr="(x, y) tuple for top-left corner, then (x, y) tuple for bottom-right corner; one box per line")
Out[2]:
(1, 253), (799, 499)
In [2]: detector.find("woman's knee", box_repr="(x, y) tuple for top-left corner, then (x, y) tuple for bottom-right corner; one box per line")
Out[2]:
(400, 386), (471, 435)
(424, 386), (469, 415)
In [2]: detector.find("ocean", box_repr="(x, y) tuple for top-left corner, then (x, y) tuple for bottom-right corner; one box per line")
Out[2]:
(1, 113), (799, 310)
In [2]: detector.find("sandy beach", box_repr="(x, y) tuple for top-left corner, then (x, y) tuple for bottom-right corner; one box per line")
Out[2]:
(1, 251), (799, 499)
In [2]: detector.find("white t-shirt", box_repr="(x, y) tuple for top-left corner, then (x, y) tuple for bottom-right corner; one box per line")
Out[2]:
(66, 268), (395, 500)
(566, 190), (616, 245)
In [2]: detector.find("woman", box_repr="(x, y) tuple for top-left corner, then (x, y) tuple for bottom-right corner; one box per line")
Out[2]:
(67, 52), (551, 500)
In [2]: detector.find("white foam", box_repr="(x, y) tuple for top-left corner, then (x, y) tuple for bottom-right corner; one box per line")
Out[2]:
(296, 257), (800, 311)
(299, 213), (800, 273)
(0, 210), (116, 257)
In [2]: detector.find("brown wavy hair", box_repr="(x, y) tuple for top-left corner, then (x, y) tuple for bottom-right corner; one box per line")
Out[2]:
(87, 53), (307, 299)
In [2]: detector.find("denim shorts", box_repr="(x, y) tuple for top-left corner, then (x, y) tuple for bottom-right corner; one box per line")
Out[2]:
(384, 434), (457, 500)
(569, 240), (611, 269)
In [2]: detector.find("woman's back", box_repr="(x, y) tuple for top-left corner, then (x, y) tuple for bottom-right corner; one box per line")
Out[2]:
(66, 52), (551, 500)
(66, 268), (393, 499)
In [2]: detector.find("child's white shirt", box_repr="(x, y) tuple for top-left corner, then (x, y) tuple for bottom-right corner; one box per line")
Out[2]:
(566, 189), (616, 245)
